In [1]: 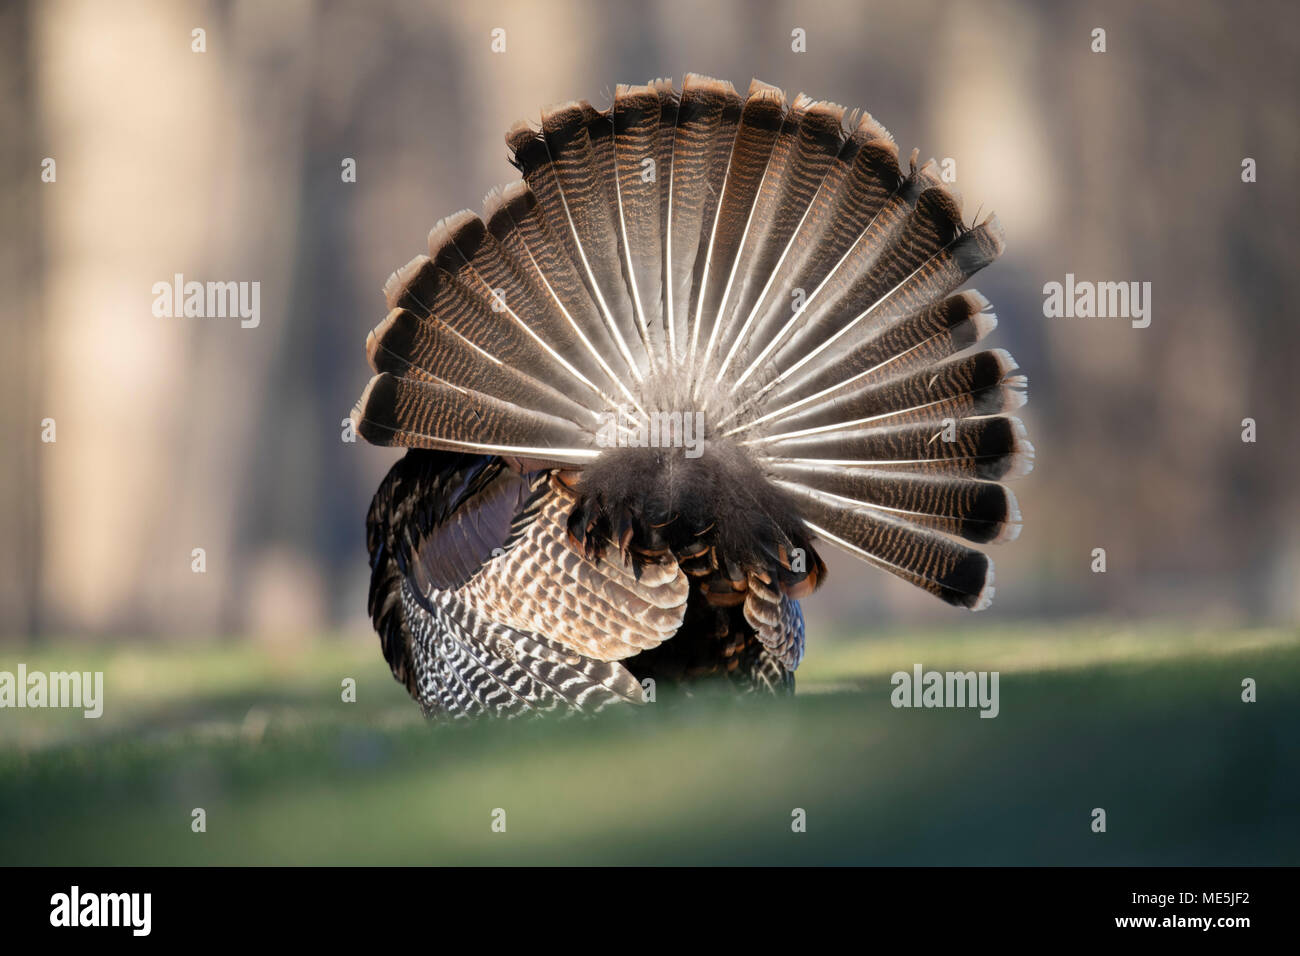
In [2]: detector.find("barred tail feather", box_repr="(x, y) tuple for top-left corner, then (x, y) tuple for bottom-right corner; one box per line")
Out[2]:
(353, 74), (1032, 619)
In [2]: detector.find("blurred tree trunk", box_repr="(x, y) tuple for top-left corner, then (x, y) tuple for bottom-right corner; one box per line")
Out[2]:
(0, 1), (44, 639)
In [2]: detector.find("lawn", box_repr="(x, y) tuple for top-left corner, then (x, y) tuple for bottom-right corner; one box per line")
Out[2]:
(0, 623), (1296, 865)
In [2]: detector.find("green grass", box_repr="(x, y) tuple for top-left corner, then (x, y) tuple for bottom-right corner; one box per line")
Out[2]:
(0, 624), (1296, 865)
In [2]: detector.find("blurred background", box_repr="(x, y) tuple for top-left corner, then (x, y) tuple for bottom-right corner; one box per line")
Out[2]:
(2, 0), (1297, 645)
(1, 0), (1297, 867)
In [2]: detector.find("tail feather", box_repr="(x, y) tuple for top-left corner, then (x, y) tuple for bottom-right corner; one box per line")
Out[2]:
(758, 416), (1036, 482)
(365, 308), (599, 427)
(763, 177), (967, 372)
(730, 113), (905, 386)
(353, 372), (598, 462)
(541, 100), (647, 375)
(797, 501), (996, 609)
(735, 215), (1007, 415)
(665, 74), (741, 364)
(730, 290), (998, 433)
(483, 181), (641, 411)
(431, 207), (623, 402)
(732, 164), (955, 392)
(749, 349), (1026, 439)
(509, 114), (646, 380)
(381, 224), (610, 405)
(355, 75), (1032, 615)
(709, 96), (848, 386)
(770, 466), (1021, 544)
(690, 80), (787, 377)
(613, 84), (669, 372)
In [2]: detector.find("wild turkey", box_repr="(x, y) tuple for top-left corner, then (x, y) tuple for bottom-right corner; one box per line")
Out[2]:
(353, 75), (1032, 717)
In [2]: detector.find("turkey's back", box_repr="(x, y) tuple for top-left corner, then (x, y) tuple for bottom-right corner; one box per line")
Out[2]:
(365, 449), (800, 716)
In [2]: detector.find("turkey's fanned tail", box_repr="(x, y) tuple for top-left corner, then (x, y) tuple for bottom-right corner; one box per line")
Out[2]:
(353, 74), (1031, 617)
